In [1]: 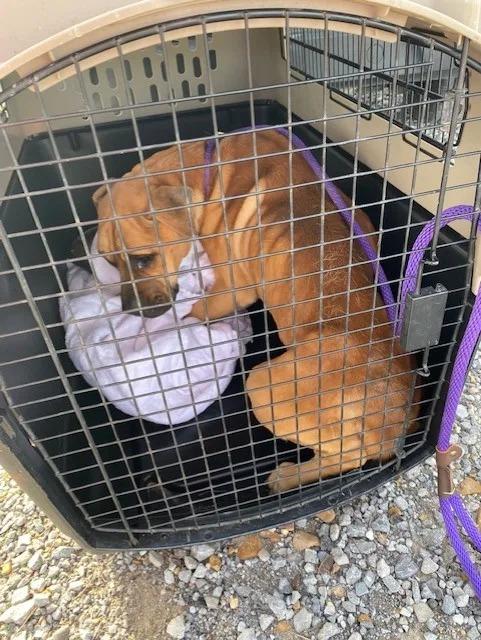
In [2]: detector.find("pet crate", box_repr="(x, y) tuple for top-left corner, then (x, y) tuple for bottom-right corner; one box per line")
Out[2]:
(1, 1), (481, 550)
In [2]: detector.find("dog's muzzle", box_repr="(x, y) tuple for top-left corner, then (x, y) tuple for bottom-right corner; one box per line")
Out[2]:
(121, 284), (179, 318)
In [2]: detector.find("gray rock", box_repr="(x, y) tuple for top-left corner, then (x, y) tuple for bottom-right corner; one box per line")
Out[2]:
(453, 587), (470, 609)
(68, 580), (84, 593)
(411, 579), (421, 604)
(348, 634), (363, 640)
(11, 585), (30, 605)
(237, 630), (256, 640)
(14, 550), (32, 566)
(355, 582), (369, 597)
(414, 602), (434, 623)
(293, 608), (313, 633)
(164, 569), (175, 585)
(354, 540), (376, 555)
(267, 595), (287, 619)
(148, 551), (163, 569)
(342, 600), (357, 613)
(48, 566), (60, 579)
(191, 545), (215, 562)
(278, 578), (292, 595)
(0, 598), (37, 625)
(442, 594), (456, 616)
(425, 578), (443, 601)
(323, 601), (336, 617)
(330, 525), (340, 542)
(421, 558), (439, 575)
(346, 565), (362, 585)
(204, 595), (219, 609)
(192, 564), (207, 580)
(178, 569), (192, 584)
(304, 548), (318, 564)
(331, 548), (349, 566)
(33, 593), (50, 608)
(50, 627), (70, 640)
(184, 556), (198, 571)
(27, 551), (43, 571)
(424, 528), (445, 549)
(371, 515), (390, 534)
(339, 513), (352, 527)
(17, 534), (31, 546)
(382, 575), (401, 594)
(272, 558), (287, 570)
(51, 546), (75, 560)
(30, 577), (47, 592)
(457, 404), (469, 420)
(376, 558), (391, 578)
(167, 614), (185, 639)
(349, 524), (367, 538)
(395, 496), (409, 511)
(395, 556), (419, 580)
(318, 622), (340, 640)
(364, 571), (376, 588)
(455, 592), (470, 608)
(259, 614), (274, 631)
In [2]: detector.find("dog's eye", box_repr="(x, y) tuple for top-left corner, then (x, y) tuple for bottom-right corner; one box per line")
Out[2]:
(130, 254), (154, 270)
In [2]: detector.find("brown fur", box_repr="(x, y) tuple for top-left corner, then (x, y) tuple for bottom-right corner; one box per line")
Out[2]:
(95, 130), (419, 492)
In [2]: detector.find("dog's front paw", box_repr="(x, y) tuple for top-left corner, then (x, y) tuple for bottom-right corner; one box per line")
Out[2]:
(267, 462), (299, 493)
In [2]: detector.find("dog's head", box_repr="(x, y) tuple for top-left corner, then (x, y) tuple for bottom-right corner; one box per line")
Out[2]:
(94, 177), (196, 317)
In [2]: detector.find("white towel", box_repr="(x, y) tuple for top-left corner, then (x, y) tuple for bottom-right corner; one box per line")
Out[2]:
(59, 236), (252, 425)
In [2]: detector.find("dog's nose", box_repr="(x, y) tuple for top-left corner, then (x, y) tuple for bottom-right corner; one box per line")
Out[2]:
(146, 298), (173, 318)
(121, 285), (178, 318)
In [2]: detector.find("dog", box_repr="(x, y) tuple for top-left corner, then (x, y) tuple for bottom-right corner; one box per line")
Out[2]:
(94, 129), (418, 492)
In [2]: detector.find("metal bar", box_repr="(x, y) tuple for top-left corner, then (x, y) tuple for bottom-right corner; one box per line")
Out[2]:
(427, 37), (470, 264)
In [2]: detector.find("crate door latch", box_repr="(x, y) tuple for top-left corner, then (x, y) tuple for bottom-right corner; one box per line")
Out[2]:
(400, 284), (449, 353)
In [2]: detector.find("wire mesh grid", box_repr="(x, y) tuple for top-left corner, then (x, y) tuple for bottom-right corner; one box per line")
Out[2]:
(287, 27), (466, 149)
(0, 9), (480, 547)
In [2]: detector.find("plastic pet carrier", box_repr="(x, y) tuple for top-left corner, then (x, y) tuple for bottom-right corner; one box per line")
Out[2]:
(1, 1), (481, 550)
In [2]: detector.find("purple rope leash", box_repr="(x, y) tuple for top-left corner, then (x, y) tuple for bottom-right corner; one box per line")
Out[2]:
(204, 130), (481, 597)
(396, 204), (481, 596)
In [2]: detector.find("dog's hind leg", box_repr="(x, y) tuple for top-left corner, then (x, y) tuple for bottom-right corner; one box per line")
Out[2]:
(246, 333), (407, 493)
(246, 339), (356, 491)
(266, 448), (368, 493)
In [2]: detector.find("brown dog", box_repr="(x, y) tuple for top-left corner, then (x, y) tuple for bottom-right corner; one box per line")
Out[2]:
(94, 130), (418, 492)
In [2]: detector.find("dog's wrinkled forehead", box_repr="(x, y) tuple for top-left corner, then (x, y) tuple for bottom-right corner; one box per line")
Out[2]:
(93, 179), (195, 258)
(93, 179), (193, 216)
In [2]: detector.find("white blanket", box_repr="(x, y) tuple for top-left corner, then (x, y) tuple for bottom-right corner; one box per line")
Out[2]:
(59, 236), (252, 425)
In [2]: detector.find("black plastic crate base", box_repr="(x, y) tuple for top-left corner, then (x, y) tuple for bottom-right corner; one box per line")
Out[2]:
(0, 100), (473, 549)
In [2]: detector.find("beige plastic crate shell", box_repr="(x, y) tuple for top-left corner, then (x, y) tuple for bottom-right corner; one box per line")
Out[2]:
(2, 0), (481, 82)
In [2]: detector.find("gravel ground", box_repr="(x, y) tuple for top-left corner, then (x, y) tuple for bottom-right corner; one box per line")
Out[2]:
(1, 356), (481, 640)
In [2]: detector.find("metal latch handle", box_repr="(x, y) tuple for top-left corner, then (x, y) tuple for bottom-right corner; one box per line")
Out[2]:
(436, 444), (463, 496)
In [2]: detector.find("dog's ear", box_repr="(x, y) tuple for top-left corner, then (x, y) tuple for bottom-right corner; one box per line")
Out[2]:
(147, 185), (196, 237)
(92, 184), (108, 206)
(149, 185), (193, 215)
